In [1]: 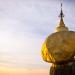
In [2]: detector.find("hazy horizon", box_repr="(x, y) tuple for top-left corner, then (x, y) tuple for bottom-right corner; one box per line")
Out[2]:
(0, 66), (49, 75)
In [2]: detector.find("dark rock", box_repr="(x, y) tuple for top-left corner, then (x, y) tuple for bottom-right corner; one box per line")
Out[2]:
(50, 62), (75, 75)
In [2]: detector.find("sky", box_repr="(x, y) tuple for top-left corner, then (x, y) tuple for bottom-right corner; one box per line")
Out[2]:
(0, 0), (75, 75)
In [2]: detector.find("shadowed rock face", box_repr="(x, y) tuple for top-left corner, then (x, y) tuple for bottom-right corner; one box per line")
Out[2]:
(50, 62), (75, 75)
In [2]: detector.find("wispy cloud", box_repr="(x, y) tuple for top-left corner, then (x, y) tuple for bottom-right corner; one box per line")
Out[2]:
(0, 0), (74, 69)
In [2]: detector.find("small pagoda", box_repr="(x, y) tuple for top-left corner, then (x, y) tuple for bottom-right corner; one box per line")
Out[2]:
(41, 3), (75, 75)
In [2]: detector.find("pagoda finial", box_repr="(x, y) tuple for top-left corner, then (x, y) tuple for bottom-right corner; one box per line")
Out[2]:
(56, 3), (69, 32)
(58, 3), (65, 27)
(59, 3), (64, 19)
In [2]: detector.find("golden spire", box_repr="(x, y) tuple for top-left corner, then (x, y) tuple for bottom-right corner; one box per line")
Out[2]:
(56, 3), (69, 32)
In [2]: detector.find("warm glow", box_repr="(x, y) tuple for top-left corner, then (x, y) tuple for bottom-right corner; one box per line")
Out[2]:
(0, 66), (49, 75)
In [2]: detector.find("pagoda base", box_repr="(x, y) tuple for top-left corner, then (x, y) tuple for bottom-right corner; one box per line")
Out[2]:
(50, 61), (75, 75)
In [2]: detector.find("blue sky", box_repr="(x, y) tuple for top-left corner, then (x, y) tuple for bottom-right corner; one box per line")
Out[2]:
(0, 0), (75, 70)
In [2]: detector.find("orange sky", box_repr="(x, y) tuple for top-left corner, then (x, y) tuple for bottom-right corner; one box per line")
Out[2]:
(0, 66), (49, 75)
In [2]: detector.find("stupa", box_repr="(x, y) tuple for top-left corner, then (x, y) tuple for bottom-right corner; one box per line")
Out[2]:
(41, 3), (75, 75)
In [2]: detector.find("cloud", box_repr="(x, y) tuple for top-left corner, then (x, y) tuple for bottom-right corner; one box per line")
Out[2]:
(0, 0), (74, 69)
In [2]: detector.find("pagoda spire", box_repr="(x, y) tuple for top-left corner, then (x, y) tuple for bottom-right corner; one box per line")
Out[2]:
(60, 3), (64, 18)
(59, 3), (65, 27)
(56, 3), (69, 32)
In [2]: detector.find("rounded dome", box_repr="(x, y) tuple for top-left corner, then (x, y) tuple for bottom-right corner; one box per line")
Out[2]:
(41, 31), (75, 64)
